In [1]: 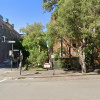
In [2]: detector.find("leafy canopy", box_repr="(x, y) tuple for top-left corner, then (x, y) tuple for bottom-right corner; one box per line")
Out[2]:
(20, 22), (48, 66)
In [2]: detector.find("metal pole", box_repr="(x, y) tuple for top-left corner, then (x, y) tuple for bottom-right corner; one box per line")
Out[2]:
(52, 58), (55, 75)
(20, 63), (22, 75)
(17, 57), (18, 69)
(11, 43), (13, 71)
(20, 50), (22, 75)
(12, 43), (13, 51)
(11, 59), (12, 71)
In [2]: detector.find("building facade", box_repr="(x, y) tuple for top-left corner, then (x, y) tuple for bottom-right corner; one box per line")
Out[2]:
(0, 15), (21, 63)
(50, 35), (100, 69)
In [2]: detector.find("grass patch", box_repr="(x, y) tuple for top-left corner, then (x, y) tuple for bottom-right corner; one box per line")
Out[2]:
(28, 65), (44, 70)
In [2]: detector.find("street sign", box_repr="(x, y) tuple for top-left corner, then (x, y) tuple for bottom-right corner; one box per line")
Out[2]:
(13, 49), (19, 51)
(7, 41), (15, 43)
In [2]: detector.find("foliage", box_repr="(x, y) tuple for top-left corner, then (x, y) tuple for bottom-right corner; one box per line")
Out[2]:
(54, 47), (66, 59)
(45, 0), (100, 72)
(42, 0), (59, 12)
(54, 48), (60, 59)
(56, 0), (100, 71)
(13, 38), (29, 60)
(33, 65), (44, 70)
(57, 59), (67, 68)
(28, 65), (44, 70)
(24, 64), (44, 70)
(46, 21), (60, 49)
(42, 0), (65, 12)
(20, 22), (48, 67)
(37, 51), (48, 64)
(85, 41), (98, 66)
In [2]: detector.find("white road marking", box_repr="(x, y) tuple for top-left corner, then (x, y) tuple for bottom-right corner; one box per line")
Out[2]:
(4, 71), (12, 73)
(0, 79), (7, 83)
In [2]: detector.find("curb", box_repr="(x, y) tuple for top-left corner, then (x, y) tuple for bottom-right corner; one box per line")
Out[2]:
(16, 73), (99, 79)
(17, 74), (86, 79)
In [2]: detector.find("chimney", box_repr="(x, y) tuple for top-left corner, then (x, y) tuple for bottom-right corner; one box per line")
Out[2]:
(6, 18), (9, 23)
(12, 24), (14, 29)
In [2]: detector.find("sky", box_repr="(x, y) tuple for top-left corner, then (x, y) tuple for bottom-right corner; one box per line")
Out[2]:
(0, 0), (53, 33)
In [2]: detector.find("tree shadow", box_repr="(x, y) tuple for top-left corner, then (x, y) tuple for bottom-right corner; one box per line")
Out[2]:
(63, 65), (100, 75)
(63, 69), (81, 74)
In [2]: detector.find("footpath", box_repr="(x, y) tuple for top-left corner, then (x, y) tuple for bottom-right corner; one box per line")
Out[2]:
(3, 67), (100, 79)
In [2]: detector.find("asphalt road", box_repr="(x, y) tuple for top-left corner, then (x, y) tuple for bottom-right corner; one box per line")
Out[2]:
(0, 75), (100, 100)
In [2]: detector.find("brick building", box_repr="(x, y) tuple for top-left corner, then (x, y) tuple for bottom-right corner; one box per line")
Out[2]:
(50, 36), (80, 69)
(50, 35), (100, 69)
(49, 24), (100, 69)
(0, 15), (21, 63)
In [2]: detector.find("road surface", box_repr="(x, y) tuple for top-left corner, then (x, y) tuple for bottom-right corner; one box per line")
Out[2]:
(0, 74), (100, 100)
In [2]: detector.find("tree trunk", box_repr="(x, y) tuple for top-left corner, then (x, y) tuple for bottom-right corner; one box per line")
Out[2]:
(79, 39), (86, 73)
(82, 48), (86, 73)
(69, 38), (71, 64)
(60, 37), (63, 57)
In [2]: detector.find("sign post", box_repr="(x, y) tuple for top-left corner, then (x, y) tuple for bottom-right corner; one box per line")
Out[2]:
(20, 50), (23, 75)
(8, 41), (15, 71)
(51, 55), (55, 75)
(13, 49), (19, 69)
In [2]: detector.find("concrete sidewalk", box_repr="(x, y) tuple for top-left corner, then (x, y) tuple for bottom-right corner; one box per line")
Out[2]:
(4, 68), (99, 79)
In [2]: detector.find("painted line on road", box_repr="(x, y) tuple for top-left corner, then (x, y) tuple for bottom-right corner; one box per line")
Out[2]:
(4, 71), (12, 73)
(0, 79), (7, 83)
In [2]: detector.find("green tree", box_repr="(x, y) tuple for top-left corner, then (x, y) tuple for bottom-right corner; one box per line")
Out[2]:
(20, 22), (48, 68)
(42, 0), (59, 12)
(56, 0), (100, 73)
(43, 0), (100, 72)
(42, 0), (64, 12)
(13, 38), (29, 60)
(46, 21), (59, 49)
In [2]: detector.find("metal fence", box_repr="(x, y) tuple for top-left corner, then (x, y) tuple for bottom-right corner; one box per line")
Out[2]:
(53, 57), (80, 69)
